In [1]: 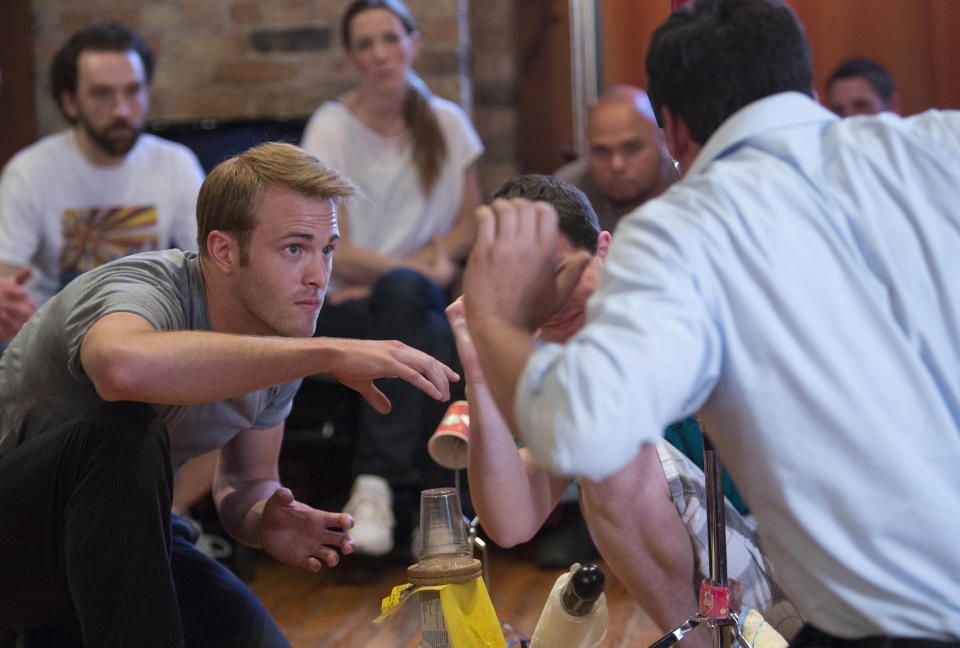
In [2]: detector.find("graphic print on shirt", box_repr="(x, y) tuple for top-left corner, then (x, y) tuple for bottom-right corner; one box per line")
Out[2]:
(59, 205), (158, 289)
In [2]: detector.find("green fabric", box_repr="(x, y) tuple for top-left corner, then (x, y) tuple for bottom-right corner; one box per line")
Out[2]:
(664, 417), (750, 516)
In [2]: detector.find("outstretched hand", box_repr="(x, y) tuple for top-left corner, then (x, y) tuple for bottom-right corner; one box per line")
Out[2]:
(326, 338), (460, 414)
(261, 488), (356, 572)
(463, 198), (590, 335)
(0, 266), (36, 341)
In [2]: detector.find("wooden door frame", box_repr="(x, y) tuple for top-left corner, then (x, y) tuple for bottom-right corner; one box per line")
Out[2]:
(0, 0), (36, 168)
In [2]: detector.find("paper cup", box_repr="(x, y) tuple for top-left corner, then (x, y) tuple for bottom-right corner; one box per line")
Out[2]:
(428, 400), (470, 470)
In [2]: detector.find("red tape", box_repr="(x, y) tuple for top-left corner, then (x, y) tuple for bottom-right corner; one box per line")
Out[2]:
(699, 581), (732, 619)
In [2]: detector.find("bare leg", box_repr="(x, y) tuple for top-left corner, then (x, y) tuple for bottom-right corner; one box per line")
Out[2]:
(580, 444), (712, 648)
(172, 450), (219, 516)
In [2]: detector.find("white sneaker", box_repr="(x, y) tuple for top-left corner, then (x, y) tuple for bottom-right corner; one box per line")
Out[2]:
(410, 524), (421, 562)
(343, 475), (395, 556)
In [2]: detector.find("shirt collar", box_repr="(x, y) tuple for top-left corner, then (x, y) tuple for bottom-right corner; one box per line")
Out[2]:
(687, 91), (838, 176)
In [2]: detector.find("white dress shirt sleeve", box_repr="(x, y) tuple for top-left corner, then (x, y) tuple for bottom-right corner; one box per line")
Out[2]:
(515, 201), (724, 481)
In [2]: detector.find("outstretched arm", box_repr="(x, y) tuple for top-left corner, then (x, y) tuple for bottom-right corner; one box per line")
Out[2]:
(214, 423), (355, 571)
(447, 298), (570, 547)
(80, 311), (458, 412)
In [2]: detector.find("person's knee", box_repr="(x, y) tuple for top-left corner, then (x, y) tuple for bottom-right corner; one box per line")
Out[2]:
(85, 401), (159, 434)
(75, 401), (170, 482)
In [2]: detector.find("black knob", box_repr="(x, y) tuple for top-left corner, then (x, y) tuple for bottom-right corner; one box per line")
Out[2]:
(561, 563), (606, 616)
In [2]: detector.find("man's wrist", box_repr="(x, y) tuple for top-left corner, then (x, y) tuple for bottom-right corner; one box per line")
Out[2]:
(467, 308), (536, 345)
(309, 336), (345, 373)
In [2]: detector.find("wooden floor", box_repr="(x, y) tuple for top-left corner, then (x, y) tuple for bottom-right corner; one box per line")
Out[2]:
(249, 546), (662, 648)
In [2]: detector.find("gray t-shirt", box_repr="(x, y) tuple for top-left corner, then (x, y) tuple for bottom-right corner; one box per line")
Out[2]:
(0, 249), (300, 470)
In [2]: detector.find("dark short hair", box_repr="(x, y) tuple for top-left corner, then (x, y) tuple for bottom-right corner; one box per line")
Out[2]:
(826, 57), (897, 103)
(489, 175), (600, 255)
(50, 22), (155, 124)
(646, 0), (813, 144)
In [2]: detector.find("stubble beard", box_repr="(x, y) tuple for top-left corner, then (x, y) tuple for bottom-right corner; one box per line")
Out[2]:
(78, 113), (142, 158)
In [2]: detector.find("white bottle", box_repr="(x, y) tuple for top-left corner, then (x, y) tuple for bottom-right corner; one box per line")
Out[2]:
(530, 563), (609, 648)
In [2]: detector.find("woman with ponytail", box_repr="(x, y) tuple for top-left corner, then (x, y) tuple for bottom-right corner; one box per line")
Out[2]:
(301, 0), (482, 294)
(298, 0), (483, 558)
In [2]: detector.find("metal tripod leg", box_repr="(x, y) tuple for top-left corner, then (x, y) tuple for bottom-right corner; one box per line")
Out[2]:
(703, 434), (735, 648)
(645, 430), (746, 648)
(648, 614), (705, 648)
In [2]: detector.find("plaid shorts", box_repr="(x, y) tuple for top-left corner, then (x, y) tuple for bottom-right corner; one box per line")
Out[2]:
(656, 441), (805, 640)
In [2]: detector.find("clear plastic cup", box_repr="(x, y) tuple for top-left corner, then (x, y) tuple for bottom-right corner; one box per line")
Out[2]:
(417, 487), (470, 561)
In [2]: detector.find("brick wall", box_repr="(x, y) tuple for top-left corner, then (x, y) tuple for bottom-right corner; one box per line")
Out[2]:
(29, 0), (518, 193)
(470, 0), (518, 194)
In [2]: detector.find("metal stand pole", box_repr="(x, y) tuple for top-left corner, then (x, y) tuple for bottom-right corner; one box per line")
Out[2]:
(647, 430), (746, 648)
(703, 435), (734, 648)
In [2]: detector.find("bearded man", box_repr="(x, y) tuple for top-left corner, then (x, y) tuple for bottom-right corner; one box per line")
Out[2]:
(0, 22), (203, 342)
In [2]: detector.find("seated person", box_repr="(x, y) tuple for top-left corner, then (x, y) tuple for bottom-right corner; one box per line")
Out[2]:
(825, 57), (900, 117)
(554, 85), (676, 233)
(0, 142), (458, 647)
(0, 22), (204, 343)
(446, 175), (803, 646)
(299, 0), (482, 557)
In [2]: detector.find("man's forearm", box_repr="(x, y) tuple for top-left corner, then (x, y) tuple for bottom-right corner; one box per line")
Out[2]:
(467, 315), (538, 435)
(83, 323), (349, 404)
(82, 312), (454, 414)
(213, 476), (280, 547)
(467, 380), (550, 546)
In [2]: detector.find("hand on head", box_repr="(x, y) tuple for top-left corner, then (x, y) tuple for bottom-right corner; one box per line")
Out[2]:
(463, 198), (591, 335)
(0, 266), (36, 341)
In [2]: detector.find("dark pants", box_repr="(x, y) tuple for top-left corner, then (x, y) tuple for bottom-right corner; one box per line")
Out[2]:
(0, 402), (287, 648)
(791, 626), (960, 648)
(314, 269), (461, 489)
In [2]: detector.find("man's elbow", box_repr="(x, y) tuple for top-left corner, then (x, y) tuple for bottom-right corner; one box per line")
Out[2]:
(481, 522), (535, 549)
(472, 500), (538, 548)
(85, 345), (144, 402)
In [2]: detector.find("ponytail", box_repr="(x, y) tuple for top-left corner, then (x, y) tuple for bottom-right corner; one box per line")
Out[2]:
(404, 72), (447, 196)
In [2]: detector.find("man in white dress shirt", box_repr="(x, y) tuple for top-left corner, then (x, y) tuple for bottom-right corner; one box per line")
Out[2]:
(461, 0), (960, 645)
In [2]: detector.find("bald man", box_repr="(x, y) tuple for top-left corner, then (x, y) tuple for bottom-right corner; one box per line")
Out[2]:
(555, 85), (677, 232)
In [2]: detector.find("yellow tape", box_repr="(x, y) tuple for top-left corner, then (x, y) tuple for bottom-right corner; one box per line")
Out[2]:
(439, 577), (506, 647)
(374, 578), (506, 647)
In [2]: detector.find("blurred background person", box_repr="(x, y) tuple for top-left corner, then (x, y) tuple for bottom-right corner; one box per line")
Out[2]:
(0, 22), (203, 344)
(555, 84), (676, 233)
(825, 57), (900, 117)
(299, 0), (483, 558)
